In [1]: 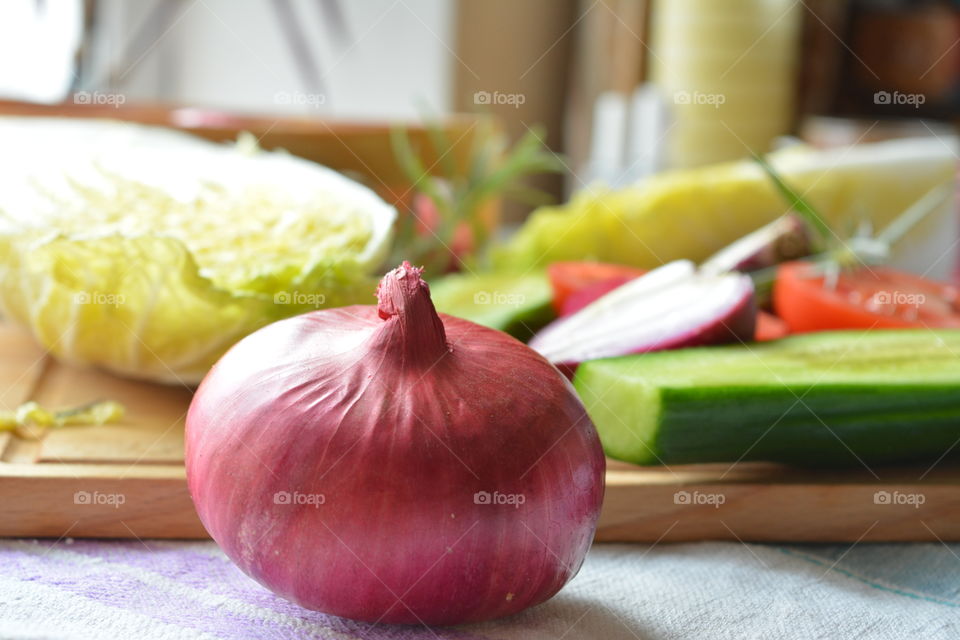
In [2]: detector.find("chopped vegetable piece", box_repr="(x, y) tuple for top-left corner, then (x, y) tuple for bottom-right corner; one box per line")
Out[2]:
(429, 271), (554, 340)
(560, 276), (638, 317)
(494, 138), (955, 271)
(547, 262), (646, 314)
(774, 261), (960, 332)
(0, 400), (124, 440)
(575, 330), (960, 466)
(755, 311), (789, 342)
(530, 261), (755, 369)
(700, 214), (811, 275)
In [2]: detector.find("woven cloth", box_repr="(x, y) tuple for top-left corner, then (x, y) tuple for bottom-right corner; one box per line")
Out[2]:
(2, 539), (958, 639)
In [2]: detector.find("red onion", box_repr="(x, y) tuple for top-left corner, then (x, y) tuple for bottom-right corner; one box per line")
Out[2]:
(185, 262), (605, 625)
(700, 214), (812, 275)
(530, 260), (756, 370)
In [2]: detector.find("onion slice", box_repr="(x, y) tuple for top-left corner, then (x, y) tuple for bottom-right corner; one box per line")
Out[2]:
(529, 260), (756, 367)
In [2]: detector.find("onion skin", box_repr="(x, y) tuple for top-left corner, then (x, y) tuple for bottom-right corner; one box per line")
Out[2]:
(185, 263), (605, 625)
(531, 264), (757, 372)
(647, 291), (756, 353)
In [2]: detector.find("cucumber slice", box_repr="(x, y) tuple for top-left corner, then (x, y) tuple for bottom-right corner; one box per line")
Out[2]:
(574, 330), (960, 466)
(429, 272), (554, 340)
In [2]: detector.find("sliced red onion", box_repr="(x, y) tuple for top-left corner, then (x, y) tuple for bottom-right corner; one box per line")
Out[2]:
(700, 214), (811, 275)
(561, 275), (638, 317)
(529, 260), (756, 368)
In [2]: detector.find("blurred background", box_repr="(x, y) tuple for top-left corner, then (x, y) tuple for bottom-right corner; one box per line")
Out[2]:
(1, 0), (958, 220)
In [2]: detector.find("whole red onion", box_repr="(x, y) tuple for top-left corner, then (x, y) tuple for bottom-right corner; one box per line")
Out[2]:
(185, 262), (605, 625)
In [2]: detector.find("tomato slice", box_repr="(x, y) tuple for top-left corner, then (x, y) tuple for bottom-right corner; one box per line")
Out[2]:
(547, 262), (646, 314)
(755, 311), (789, 341)
(560, 276), (637, 317)
(773, 261), (960, 332)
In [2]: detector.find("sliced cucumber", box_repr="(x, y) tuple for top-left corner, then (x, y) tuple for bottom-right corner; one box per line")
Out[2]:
(429, 271), (554, 340)
(574, 330), (960, 466)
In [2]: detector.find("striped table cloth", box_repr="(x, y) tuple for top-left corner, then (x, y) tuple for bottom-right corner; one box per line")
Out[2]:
(2, 539), (958, 639)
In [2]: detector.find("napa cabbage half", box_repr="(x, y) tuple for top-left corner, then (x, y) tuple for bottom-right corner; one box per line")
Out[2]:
(0, 118), (395, 384)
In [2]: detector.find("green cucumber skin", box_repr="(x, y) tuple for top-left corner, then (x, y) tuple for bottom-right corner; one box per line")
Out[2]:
(574, 330), (960, 467)
(429, 272), (554, 341)
(657, 385), (960, 466)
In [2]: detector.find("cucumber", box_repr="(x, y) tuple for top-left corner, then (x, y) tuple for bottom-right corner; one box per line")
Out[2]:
(429, 271), (554, 340)
(574, 330), (960, 466)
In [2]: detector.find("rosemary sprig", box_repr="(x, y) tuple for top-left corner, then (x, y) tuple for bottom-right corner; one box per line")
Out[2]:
(755, 154), (953, 283)
(753, 153), (832, 251)
(390, 118), (563, 276)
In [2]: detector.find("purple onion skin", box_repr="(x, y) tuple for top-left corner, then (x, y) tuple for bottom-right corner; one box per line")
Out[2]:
(701, 214), (812, 275)
(185, 263), (605, 626)
(646, 289), (757, 353)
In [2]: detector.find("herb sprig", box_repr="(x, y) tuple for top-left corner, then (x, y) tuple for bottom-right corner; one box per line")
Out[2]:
(391, 118), (563, 276)
(755, 154), (953, 287)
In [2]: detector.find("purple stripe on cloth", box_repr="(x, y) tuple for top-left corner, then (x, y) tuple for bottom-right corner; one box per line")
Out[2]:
(60, 540), (491, 640)
(1, 540), (494, 640)
(5, 542), (333, 640)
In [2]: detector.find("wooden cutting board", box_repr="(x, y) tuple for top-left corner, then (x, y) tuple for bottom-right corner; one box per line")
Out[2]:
(3, 324), (960, 542)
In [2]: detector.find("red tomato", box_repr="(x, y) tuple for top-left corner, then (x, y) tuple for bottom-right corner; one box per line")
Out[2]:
(561, 276), (636, 316)
(755, 311), (789, 341)
(773, 261), (960, 332)
(548, 262), (646, 314)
